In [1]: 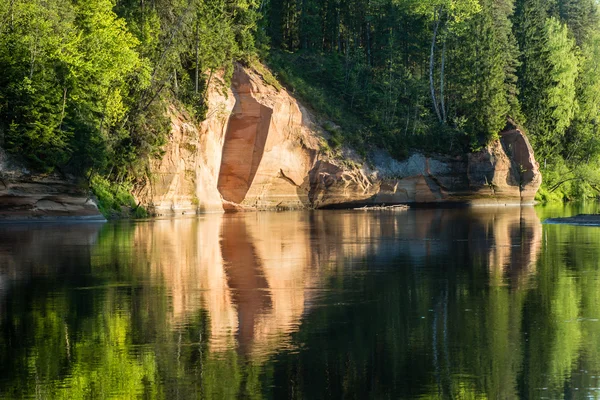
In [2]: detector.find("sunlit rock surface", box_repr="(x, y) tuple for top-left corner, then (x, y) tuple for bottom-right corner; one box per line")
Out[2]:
(467, 125), (542, 203)
(0, 64), (542, 219)
(133, 88), (235, 214)
(137, 64), (541, 214)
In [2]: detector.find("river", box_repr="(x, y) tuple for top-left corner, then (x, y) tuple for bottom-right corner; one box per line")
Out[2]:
(1, 205), (600, 399)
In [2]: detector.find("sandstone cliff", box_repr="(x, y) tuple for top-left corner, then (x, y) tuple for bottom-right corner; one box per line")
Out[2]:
(136, 64), (542, 214)
(0, 148), (105, 221)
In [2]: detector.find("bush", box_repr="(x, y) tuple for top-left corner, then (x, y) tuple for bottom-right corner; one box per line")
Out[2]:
(91, 175), (147, 218)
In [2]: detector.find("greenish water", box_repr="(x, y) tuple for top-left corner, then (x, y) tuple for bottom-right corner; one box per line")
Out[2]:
(1, 205), (600, 399)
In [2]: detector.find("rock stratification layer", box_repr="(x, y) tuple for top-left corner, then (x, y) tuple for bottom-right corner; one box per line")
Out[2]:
(0, 149), (105, 221)
(137, 64), (542, 214)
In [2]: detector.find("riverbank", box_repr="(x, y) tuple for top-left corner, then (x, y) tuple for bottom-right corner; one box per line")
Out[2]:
(0, 64), (542, 220)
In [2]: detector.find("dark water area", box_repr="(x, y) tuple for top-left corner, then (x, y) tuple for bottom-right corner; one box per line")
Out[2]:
(1, 205), (600, 399)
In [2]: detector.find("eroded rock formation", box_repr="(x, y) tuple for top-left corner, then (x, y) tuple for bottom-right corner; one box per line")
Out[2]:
(136, 64), (542, 214)
(467, 124), (542, 203)
(0, 63), (542, 219)
(0, 148), (104, 221)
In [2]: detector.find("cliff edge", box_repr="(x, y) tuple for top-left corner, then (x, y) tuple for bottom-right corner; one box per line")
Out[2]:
(135, 64), (542, 214)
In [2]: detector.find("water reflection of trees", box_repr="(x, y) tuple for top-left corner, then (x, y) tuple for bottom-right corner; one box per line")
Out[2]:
(2, 208), (600, 398)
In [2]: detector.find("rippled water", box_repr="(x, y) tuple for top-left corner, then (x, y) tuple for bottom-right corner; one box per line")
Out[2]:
(2, 205), (600, 399)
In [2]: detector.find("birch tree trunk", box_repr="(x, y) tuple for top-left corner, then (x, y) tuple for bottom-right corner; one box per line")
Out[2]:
(430, 9), (443, 123)
(195, 16), (199, 94)
(440, 39), (447, 122)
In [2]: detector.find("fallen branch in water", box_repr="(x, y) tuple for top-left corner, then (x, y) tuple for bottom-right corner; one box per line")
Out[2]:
(353, 205), (410, 211)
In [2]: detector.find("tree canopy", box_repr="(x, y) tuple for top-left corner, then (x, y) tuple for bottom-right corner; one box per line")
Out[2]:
(1, 0), (600, 200)
(263, 0), (600, 199)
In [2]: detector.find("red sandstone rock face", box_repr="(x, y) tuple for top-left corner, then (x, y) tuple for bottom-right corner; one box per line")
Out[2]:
(134, 83), (235, 214)
(500, 129), (542, 201)
(138, 63), (542, 214)
(218, 69), (274, 204)
(0, 63), (542, 220)
(136, 65), (319, 214)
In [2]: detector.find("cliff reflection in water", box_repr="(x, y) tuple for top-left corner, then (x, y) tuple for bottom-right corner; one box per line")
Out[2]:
(120, 213), (323, 359)
(0, 207), (563, 399)
(118, 207), (542, 360)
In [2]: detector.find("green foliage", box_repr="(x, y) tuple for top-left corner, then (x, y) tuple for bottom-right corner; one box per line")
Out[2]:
(535, 185), (565, 203)
(2, 0), (600, 203)
(249, 57), (283, 90)
(454, 0), (516, 146)
(267, 47), (469, 160)
(544, 18), (579, 136)
(513, 0), (598, 201)
(0, 0), (259, 195)
(90, 175), (146, 218)
(267, 51), (367, 151)
(558, 0), (599, 45)
(0, 0), (147, 173)
(536, 155), (600, 202)
(263, 0), (600, 200)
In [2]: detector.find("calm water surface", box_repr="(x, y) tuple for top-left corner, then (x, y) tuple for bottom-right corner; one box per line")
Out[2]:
(2, 205), (600, 399)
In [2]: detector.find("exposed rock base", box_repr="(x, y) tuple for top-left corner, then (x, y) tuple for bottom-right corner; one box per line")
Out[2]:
(0, 149), (105, 221)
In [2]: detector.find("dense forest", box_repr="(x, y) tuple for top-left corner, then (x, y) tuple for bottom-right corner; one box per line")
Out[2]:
(264, 0), (600, 201)
(0, 0), (600, 203)
(0, 0), (260, 213)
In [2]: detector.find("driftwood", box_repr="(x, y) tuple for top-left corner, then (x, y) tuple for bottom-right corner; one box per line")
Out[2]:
(353, 204), (410, 211)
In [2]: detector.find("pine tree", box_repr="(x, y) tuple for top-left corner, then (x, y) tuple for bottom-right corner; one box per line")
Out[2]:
(558, 0), (598, 45)
(514, 0), (551, 150)
(472, 0), (510, 143)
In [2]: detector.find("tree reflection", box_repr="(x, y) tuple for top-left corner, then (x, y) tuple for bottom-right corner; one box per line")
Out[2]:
(4, 207), (600, 399)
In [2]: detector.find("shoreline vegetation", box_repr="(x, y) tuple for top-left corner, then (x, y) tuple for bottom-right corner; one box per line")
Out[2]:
(1, 0), (600, 218)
